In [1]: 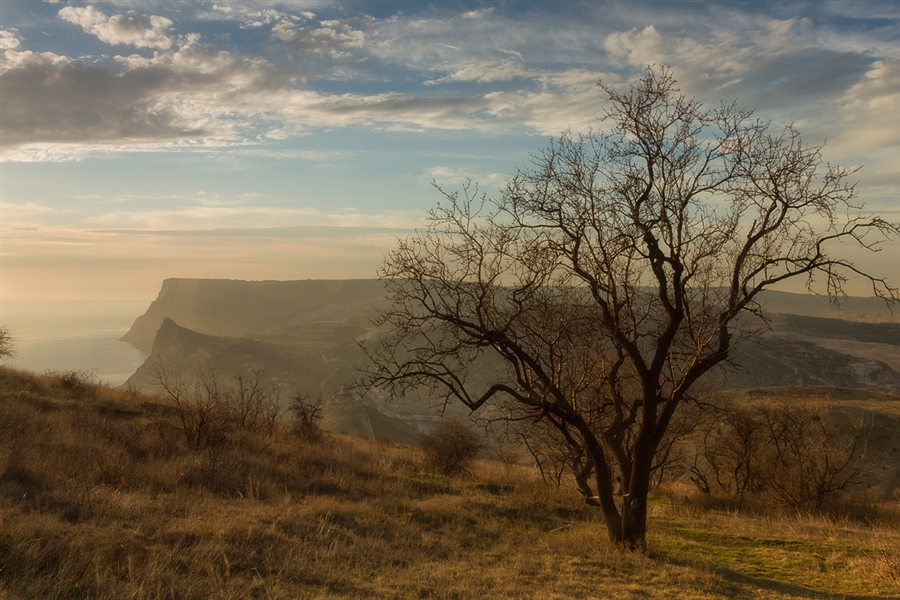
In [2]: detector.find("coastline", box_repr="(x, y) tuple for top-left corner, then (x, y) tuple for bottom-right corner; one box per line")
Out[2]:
(0, 301), (150, 387)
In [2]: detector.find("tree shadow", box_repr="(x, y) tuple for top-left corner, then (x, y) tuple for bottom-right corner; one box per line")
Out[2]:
(660, 553), (896, 600)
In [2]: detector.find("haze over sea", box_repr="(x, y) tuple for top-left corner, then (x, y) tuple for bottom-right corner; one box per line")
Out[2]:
(1, 301), (150, 387)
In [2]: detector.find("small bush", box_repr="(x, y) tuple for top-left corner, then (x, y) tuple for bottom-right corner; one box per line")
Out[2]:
(419, 418), (484, 476)
(151, 362), (281, 450)
(289, 392), (324, 441)
(46, 369), (98, 397)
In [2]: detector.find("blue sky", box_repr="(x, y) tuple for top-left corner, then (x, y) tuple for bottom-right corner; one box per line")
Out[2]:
(1, 0), (898, 300)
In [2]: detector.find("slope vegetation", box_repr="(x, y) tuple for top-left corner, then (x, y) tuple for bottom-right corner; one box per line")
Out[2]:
(1, 367), (899, 599)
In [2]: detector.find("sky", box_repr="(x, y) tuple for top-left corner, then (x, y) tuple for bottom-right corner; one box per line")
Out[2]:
(0, 0), (898, 302)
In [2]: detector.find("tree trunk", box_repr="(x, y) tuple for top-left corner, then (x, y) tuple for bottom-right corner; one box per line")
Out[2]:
(592, 472), (650, 549)
(619, 493), (648, 550)
(582, 420), (652, 549)
(595, 491), (647, 549)
(610, 437), (655, 549)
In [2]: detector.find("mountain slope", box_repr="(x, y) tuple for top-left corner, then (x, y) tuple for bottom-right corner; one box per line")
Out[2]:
(121, 278), (391, 352)
(125, 318), (427, 444)
(121, 279), (900, 408)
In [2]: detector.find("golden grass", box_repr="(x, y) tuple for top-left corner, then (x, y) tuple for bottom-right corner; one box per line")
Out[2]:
(1, 366), (898, 599)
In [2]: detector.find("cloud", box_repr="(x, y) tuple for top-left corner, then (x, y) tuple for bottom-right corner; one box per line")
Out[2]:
(0, 29), (21, 50)
(597, 17), (893, 149)
(4, 4), (897, 165)
(604, 24), (666, 65)
(81, 204), (423, 231)
(426, 166), (507, 190)
(462, 8), (495, 20)
(0, 7), (674, 159)
(0, 49), (71, 72)
(272, 18), (366, 58)
(198, 3), (320, 29)
(364, 13), (521, 72)
(0, 44), (294, 156)
(277, 90), (488, 130)
(1, 196), (423, 234)
(57, 6), (174, 50)
(424, 59), (528, 85)
(0, 49), (211, 152)
(828, 59), (900, 158)
(0, 30), (609, 161)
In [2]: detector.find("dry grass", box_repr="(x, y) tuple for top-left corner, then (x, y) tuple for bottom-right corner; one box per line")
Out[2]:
(1, 366), (898, 599)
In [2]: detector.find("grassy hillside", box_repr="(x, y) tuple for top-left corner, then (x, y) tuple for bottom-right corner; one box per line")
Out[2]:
(778, 315), (900, 345)
(1, 367), (898, 599)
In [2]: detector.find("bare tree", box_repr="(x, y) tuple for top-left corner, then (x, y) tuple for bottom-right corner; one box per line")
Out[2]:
(230, 367), (281, 435)
(759, 398), (870, 510)
(690, 402), (768, 501)
(151, 360), (280, 449)
(690, 395), (870, 511)
(289, 392), (324, 441)
(152, 360), (228, 450)
(361, 67), (897, 549)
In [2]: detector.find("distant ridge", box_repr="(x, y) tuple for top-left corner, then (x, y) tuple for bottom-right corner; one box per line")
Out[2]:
(121, 278), (390, 352)
(751, 290), (898, 324)
(121, 278), (900, 408)
(122, 279), (897, 354)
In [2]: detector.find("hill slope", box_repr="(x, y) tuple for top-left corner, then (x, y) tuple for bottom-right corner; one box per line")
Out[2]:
(2, 367), (898, 599)
(125, 318), (425, 444)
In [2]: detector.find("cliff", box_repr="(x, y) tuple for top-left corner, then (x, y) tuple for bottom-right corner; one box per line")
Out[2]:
(121, 278), (900, 403)
(125, 317), (312, 392)
(120, 278), (391, 352)
(124, 317), (428, 444)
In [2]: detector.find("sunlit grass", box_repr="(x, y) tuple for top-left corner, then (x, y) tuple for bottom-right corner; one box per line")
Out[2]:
(652, 512), (900, 597)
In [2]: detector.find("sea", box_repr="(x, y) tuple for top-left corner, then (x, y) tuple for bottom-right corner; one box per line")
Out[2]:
(1, 301), (151, 387)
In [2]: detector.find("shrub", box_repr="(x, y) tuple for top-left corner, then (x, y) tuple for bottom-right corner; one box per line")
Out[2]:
(46, 369), (98, 397)
(228, 367), (281, 435)
(0, 326), (13, 362)
(289, 392), (324, 441)
(151, 361), (281, 450)
(690, 394), (870, 511)
(419, 418), (484, 476)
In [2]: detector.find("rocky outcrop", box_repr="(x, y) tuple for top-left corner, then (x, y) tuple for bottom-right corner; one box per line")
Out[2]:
(121, 278), (390, 352)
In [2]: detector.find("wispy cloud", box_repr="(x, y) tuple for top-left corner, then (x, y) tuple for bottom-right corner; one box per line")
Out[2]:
(2, 197), (425, 233)
(271, 18), (367, 59)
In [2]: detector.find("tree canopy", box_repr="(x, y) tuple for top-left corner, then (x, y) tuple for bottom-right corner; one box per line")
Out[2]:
(362, 67), (898, 549)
